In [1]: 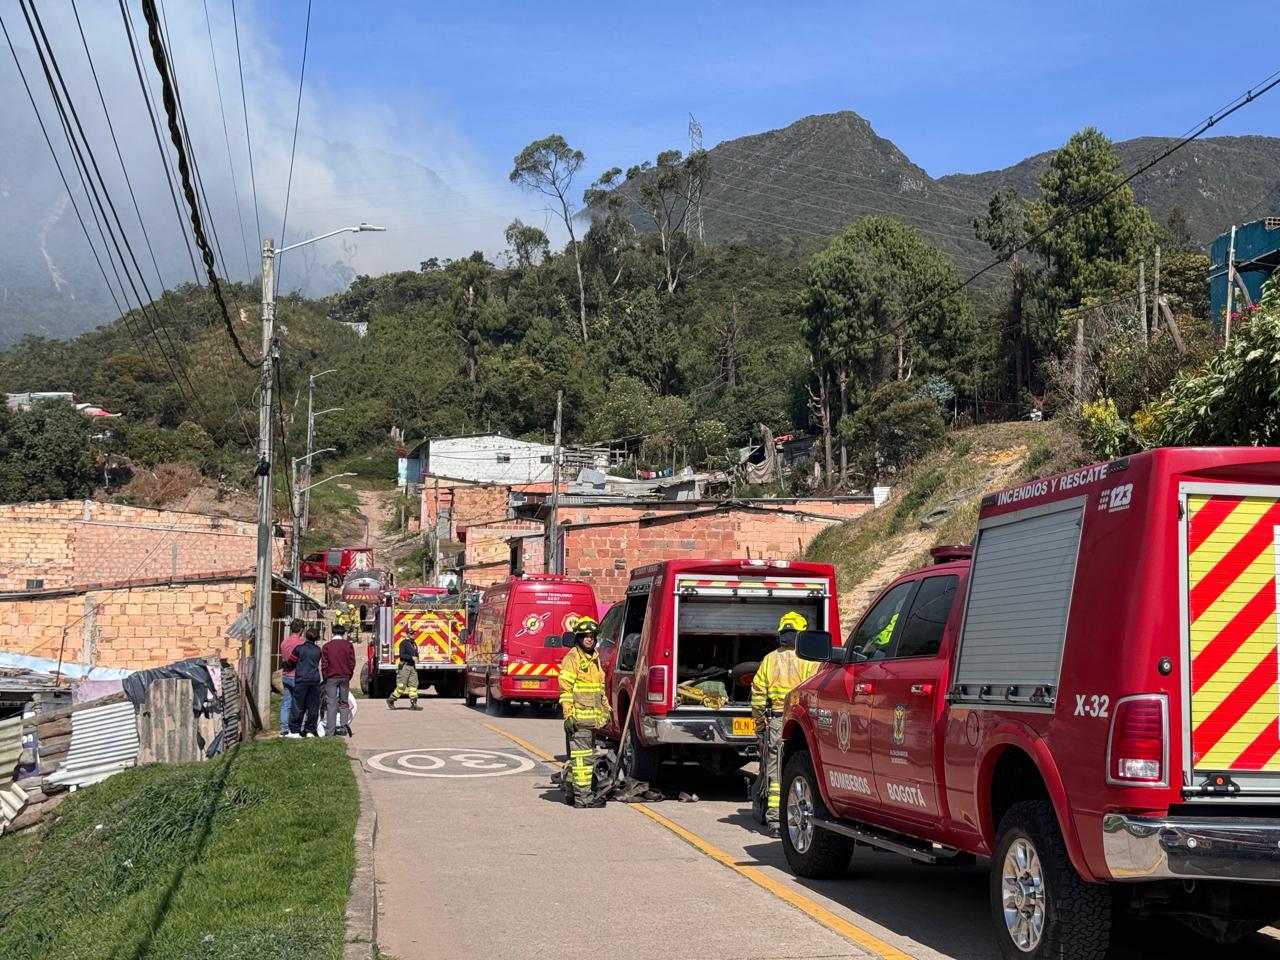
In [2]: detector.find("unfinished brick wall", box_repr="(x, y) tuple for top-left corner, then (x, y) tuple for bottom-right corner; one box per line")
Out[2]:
(559, 504), (871, 603)
(0, 501), (261, 592)
(0, 576), (252, 669)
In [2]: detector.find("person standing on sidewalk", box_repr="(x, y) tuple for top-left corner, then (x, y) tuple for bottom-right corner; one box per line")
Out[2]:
(558, 616), (609, 808)
(287, 628), (324, 738)
(279, 619), (305, 733)
(321, 624), (355, 737)
(386, 634), (420, 710)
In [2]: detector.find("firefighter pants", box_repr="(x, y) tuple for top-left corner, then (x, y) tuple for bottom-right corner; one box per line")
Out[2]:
(390, 663), (418, 703)
(567, 726), (596, 807)
(764, 715), (783, 823)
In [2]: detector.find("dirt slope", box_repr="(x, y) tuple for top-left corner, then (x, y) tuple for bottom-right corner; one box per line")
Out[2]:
(806, 421), (1087, 627)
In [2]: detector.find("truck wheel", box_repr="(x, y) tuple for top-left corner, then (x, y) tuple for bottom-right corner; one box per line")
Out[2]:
(328, 573), (342, 588)
(359, 664), (370, 697)
(990, 800), (1110, 960)
(464, 682), (478, 708)
(619, 733), (661, 784)
(485, 694), (510, 716)
(780, 750), (853, 878)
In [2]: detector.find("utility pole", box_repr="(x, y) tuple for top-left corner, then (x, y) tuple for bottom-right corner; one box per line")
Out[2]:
(1138, 255), (1147, 345)
(549, 391), (563, 575)
(1073, 309), (1084, 402)
(253, 237), (277, 725)
(301, 375), (318, 535)
(1152, 245), (1161, 340)
(1225, 224), (1237, 344)
(432, 476), (441, 587)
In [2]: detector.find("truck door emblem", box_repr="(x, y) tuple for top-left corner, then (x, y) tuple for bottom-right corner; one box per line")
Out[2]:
(892, 704), (907, 745)
(515, 612), (551, 637)
(837, 711), (851, 752)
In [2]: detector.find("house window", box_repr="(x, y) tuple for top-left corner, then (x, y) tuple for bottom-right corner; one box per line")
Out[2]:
(496, 453), (511, 463)
(540, 455), (552, 464)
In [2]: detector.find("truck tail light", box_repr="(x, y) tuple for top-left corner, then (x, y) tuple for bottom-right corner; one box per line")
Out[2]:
(501, 651), (510, 674)
(1108, 696), (1167, 784)
(647, 665), (668, 703)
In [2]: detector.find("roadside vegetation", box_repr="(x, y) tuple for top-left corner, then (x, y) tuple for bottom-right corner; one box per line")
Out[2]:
(0, 738), (357, 960)
(806, 420), (1087, 622)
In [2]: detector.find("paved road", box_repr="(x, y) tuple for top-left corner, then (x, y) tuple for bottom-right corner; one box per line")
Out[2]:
(350, 696), (1280, 960)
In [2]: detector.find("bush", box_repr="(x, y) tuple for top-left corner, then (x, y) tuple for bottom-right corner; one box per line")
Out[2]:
(839, 380), (947, 484)
(1080, 396), (1133, 460)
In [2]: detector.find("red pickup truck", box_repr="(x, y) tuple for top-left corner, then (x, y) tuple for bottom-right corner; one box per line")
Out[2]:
(780, 448), (1280, 959)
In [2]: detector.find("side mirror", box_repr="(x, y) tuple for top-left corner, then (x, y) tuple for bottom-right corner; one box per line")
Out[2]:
(795, 630), (834, 662)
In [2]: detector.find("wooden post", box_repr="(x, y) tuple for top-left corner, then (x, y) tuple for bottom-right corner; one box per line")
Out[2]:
(1225, 225), (1237, 343)
(1138, 256), (1147, 345)
(1073, 310), (1084, 401)
(1158, 296), (1187, 354)
(1152, 245), (1161, 339)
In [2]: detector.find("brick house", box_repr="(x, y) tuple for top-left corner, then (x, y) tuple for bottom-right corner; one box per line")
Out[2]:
(0, 501), (274, 670)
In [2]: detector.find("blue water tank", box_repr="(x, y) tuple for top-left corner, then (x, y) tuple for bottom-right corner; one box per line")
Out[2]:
(1209, 218), (1280, 330)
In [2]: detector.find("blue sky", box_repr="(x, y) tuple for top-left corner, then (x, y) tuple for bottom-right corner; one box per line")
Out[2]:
(259, 0), (1280, 186)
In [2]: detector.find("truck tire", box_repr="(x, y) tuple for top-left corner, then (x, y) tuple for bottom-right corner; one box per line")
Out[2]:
(780, 750), (854, 879)
(619, 732), (661, 784)
(464, 681), (479, 708)
(359, 664), (370, 697)
(990, 800), (1110, 960)
(485, 694), (510, 716)
(328, 572), (342, 588)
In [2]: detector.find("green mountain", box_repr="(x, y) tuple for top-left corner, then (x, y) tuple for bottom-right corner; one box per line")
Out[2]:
(698, 111), (1280, 265)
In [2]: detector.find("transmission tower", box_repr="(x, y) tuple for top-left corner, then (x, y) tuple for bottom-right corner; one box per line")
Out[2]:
(688, 113), (705, 242)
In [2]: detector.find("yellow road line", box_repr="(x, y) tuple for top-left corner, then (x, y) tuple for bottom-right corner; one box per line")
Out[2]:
(483, 722), (916, 960)
(483, 722), (559, 764)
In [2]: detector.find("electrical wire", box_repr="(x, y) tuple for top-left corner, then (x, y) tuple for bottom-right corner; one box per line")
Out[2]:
(276, 0), (313, 292)
(230, 0), (261, 255)
(137, 0), (255, 367)
(19, 0), (203, 419)
(203, 0), (253, 277)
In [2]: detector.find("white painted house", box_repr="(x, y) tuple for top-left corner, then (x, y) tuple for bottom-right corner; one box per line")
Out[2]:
(400, 434), (556, 486)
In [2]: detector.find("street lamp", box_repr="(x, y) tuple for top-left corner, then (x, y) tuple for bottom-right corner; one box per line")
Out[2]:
(253, 224), (386, 726)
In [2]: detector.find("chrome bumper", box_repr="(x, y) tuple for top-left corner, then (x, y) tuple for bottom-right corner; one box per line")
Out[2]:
(642, 713), (756, 749)
(1102, 813), (1280, 883)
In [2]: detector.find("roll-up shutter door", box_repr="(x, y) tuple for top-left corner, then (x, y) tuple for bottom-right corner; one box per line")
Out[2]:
(679, 599), (821, 635)
(955, 501), (1084, 691)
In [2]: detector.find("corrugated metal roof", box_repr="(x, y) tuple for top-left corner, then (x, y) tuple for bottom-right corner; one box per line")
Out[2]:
(0, 715), (22, 777)
(46, 700), (138, 788)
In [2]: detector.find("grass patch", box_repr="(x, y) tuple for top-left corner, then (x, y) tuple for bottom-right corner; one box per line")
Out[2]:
(0, 738), (357, 960)
(887, 469), (945, 535)
(805, 421), (1088, 610)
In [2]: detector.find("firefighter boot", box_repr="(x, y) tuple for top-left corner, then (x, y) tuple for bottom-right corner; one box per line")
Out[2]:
(386, 694), (396, 709)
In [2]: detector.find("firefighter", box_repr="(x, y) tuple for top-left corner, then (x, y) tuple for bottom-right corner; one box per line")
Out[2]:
(558, 616), (610, 808)
(752, 611), (819, 836)
(386, 632), (420, 710)
(334, 603), (358, 635)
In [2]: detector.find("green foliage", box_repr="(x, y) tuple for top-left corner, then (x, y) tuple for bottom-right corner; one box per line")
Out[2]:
(1156, 276), (1280, 445)
(1080, 396), (1134, 460)
(0, 401), (97, 501)
(837, 380), (947, 484)
(888, 468), (945, 535)
(1028, 128), (1154, 317)
(0, 738), (356, 959)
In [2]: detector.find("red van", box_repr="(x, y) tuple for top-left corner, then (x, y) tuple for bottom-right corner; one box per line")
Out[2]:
(604, 558), (839, 781)
(299, 546), (373, 586)
(464, 574), (599, 714)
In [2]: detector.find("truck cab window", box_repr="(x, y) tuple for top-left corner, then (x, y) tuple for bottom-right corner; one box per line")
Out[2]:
(846, 581), (915, 662)
(895, 575), (958, 659)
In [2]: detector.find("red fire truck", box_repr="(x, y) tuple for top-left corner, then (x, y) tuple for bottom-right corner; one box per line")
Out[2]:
(363, 587), (467, 698)
(780, 448), (1280, 958)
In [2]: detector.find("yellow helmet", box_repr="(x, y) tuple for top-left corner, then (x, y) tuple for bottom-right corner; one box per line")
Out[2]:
(574, 615), (599, 636)
(778, 611), (808, 633)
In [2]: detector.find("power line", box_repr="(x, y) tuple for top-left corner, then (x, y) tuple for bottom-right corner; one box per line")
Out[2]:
(19, 0), (202, 418)
(276, 0), (313, 292)
(203, 0), (253, 277)
(849, 67), (1280, 354)
(137, 0), (254, 366)
(116, 0), (200, 283)
(230, 0), (261, 255)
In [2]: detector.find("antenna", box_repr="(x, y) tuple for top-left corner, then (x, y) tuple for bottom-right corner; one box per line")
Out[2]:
(688, 113), (705, 242)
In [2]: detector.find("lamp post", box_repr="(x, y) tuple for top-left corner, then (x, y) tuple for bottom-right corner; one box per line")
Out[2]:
(252, 223), (385, 727)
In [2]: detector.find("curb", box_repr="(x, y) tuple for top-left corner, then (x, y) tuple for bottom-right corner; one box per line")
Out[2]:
(344, 754), (378, 960)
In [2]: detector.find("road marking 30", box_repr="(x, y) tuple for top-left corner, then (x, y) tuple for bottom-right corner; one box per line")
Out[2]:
(367, 748), (534, 778)
(484, 722), (917, 960)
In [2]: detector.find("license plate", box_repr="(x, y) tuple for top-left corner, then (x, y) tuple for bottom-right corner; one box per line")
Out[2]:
(518, 680), (542, 690)
(731, 717), (755, 737)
